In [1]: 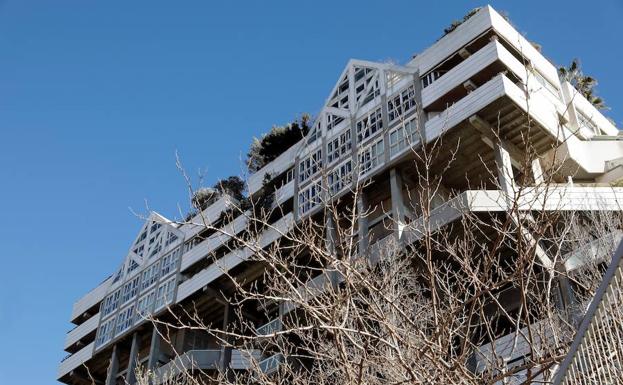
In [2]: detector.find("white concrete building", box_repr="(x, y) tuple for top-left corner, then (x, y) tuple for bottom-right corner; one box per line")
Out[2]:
(58, 6), (623, 384)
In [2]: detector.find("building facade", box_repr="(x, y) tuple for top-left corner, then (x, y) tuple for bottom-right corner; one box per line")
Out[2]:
(58, 6), (623, 384)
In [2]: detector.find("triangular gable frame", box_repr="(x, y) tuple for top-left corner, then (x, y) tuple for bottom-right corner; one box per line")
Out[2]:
(300, 59), (416, 154)
(111, 212), (183, 286)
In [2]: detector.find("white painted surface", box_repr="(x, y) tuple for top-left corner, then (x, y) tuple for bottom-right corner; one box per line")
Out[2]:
(58, 341), (94, 378)
(65, 312), (99, 350)
(71, 277), (112, 323)
(177, 213), (294, 302)
(248, 142), (301, 195)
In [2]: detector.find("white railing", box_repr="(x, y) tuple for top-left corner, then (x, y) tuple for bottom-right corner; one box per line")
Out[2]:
(554, 241), (623, 385)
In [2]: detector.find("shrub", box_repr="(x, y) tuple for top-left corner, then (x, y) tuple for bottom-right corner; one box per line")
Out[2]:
(214, 176), (245, 201)
(246, 114), (310, 173)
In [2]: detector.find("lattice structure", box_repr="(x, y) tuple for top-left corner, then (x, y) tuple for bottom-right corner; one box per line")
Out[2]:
(554, 243), (623, 384)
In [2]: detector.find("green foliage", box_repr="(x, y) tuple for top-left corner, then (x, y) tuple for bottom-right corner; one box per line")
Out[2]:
(191, 187), (220, 211)
(559, 59), (607, 110)
(246, 114), (311, 173)
(442, 8), (482, 37)
(214, 176), (245, 201)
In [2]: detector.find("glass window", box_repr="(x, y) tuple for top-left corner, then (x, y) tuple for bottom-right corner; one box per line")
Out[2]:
(327, 129), (352, 164)
(161, 249), (180, 277)
(155, 277), (176, 310)
(115, 305), (135, 335)
(356, 107), (383, 143)
(101, 289), (121, 318)
(327, 160), (353, 195)
(140, 261), (160, 291)
(358, 138), (385, 176)
(121, 276), (140, 304)
(387, 85), (416, 122)
(389, 119), (420, 157)
(298, 182), (322, 216)
(135, 290), (156, 324)
(299, 149), (323, 183)
(95, 318), (115, 348)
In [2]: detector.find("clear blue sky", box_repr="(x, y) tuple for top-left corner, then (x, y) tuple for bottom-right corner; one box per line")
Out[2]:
(0, 1), (621, 384)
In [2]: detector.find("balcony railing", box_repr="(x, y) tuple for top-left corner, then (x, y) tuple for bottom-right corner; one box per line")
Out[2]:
(257, 318), (283, 336)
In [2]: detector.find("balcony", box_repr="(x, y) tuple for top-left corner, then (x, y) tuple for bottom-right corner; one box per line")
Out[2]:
(154, 349), (261, 383)
(180, 212), (249, 272)
(177, 213), (294, 302)
(70, 277), (112, 324)
(256, 318), (283, 336)
(258, 353), (284, 375)
(58, 341), (94, 379)
(64, 311), (99, 351)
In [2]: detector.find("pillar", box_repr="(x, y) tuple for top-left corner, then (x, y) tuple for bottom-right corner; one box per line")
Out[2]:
(125, 332), (140, 384)
(495, 142), (515, 196)
(147, 325), (161, 370)
(105, 345), (119, 385)
(357, 193), (369, 253)
(219, 302), (235, 377)
(390, 168), (406, 240)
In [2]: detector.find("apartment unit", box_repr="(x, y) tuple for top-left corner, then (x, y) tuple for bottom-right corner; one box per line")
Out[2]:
(58, 6), (623, 384)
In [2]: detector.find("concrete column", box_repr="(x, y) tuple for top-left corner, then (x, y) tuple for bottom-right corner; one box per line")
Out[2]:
(531, 158), (544, 185)
(125, 332), (140, 384)
(494, 142), (515, 196)
(357, 193), (369, 254)
(147, 325), (161, 370)
(325, 215), (337, 255)
(105, 345), (119, 385)
(560, 81), (580, 133)
(390, 168), (406, 240)
(219, 303), (235, 376)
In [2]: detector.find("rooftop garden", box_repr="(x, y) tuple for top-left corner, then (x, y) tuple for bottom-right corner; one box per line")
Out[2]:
(246, 114), (311, 173)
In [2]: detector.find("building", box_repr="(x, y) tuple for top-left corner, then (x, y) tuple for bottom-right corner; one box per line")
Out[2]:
(58, 6), (623, 384)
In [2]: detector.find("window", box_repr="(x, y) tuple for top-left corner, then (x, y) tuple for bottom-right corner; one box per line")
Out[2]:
(141, 261), (160, 291)
(135, 231), (147, 245)
(160, 249), (180, 277)
(165, 232), (178, 247)
(126, 259), (139, 275)
(387, 85), (416, 122)
(133, 244), (144, 257)
(326, 114), (345, 131)
(327, 130), (352, 164)
(327, 160), (352, 195)
(101, 290), (121, 318)
(95, 318), (115, 348)
(421, 70), (446, 88)
(299, 149), (322, 183)
(298, 182), (322, 216)
(389, 119), (419, 157)
(115, 305), (135, 335)
(358, 138), (384, 176)
(155, 277), (176, 310)
(135, 290), (156, 324)
(356, 107), (383, 143)
(121, 276), (140, 304)
(285, 167), (295, 184)
(150, 222), (161, 233)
